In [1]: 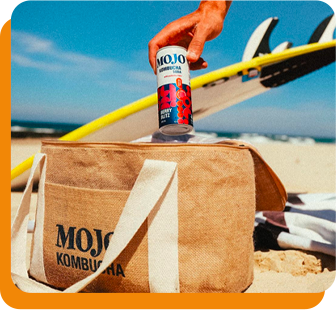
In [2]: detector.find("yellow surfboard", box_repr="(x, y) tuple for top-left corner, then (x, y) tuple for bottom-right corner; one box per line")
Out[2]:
(11, 15), (336, 189)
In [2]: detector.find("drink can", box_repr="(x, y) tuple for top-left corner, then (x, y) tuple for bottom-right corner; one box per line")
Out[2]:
(156, 46), (193, 135)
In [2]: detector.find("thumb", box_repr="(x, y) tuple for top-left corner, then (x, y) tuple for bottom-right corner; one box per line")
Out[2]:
(187, 27), (206, 63)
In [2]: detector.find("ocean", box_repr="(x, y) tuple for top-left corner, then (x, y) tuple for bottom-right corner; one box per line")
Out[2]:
(11, 120), (335, 144)
(11, 120), (83, 138)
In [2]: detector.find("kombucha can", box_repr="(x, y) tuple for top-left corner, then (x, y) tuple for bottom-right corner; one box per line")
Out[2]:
(156, 46), (193, 135)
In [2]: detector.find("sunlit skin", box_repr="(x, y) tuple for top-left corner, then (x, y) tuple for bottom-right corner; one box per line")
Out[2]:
(148, 1), (232, 73)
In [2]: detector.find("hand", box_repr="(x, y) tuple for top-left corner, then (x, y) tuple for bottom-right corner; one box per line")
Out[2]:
(148, 1), (231, 73)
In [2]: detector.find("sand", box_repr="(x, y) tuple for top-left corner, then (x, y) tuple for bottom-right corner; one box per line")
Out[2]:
(253, 142), (336, 193)
(10, 138), (336, 293)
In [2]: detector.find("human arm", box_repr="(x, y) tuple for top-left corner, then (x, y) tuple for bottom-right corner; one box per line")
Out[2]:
(148, 1), (232, 73)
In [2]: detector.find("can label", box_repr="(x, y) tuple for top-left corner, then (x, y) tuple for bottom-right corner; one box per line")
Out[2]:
(156, 46), (193, 131)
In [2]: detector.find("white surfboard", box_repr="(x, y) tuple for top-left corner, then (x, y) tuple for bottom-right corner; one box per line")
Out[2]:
(11, 16), (336, 189)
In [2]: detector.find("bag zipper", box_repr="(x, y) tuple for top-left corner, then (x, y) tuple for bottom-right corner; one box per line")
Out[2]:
(41, 140), (248, 151)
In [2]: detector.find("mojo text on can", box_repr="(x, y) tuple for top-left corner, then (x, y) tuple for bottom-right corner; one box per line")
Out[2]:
(156, 46), (193, 135)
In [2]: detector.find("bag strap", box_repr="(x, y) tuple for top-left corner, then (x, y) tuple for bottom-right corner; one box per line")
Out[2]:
(11, 154), (179, 293)
(11, 153), (46, 279)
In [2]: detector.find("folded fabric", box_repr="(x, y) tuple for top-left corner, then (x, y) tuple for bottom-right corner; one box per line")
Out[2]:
(254, 193), (336, 256)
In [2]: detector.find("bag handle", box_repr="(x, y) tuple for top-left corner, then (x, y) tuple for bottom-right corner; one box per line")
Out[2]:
(11, 153), (179, 293)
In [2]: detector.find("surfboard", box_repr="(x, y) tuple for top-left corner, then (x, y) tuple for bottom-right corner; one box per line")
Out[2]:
(11, 15), (336, 189)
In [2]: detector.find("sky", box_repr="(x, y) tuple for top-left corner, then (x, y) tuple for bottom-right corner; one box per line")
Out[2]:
(11, 0), (335, 138)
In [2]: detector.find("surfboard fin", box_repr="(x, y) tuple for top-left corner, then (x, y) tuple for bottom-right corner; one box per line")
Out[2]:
(242, 17), (279, 61)
(272, 41), (293, 54)
(308, 14), (336, 44)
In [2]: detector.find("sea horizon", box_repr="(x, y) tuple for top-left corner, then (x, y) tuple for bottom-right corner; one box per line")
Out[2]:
(11, 119), (336, 145)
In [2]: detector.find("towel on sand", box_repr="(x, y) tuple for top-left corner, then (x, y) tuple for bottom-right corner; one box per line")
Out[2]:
(254, 193), (336, 256)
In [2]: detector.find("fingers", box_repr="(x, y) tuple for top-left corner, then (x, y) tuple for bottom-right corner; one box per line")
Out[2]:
(149, 39), (208, 73)
(186, 24), (207, 63)
(148, 14), (199, 74)
(148, 2), (229, 73)
(189, 57), (208, 70)
(148, 13), (213, 73)
(148, 40), (160, 74)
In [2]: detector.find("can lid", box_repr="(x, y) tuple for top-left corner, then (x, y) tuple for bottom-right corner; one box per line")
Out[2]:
(159, 124), (193, 136)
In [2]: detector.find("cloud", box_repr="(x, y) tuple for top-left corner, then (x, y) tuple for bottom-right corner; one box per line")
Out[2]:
(10, 30), (154, 125)
(11, 53), (64, 71)
(11, 30), (156, 89)
(11, 31), (54, 53)
(11, 30), (115, 74)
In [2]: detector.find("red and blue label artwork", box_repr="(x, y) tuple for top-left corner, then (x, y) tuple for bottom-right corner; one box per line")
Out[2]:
(158, 78), (193, 127)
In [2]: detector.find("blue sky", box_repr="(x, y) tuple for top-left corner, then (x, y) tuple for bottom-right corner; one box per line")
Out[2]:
(11, 1), (335, 137)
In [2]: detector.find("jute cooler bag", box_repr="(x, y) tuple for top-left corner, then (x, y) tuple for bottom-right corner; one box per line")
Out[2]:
(11, 140), (287, 293)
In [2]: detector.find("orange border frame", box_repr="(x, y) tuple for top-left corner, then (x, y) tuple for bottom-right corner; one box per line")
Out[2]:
(0, 18), (327, 309)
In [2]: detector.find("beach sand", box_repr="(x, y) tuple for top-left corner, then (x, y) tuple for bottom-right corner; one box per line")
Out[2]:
(10, 138), (336, 293)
